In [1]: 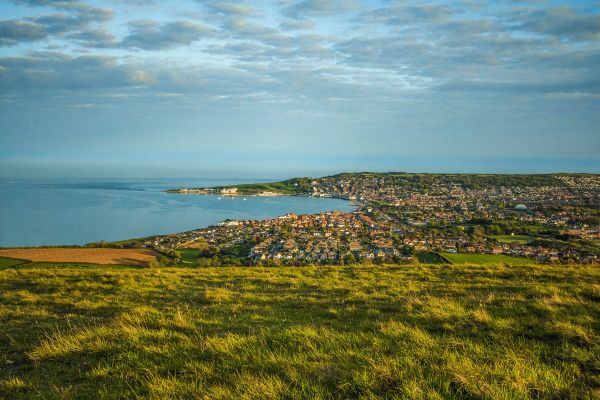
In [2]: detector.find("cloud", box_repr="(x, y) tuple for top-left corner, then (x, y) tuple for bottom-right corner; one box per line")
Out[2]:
(279, 19), (315, 31)
(0, 3), (113, 46)
(222, 17), (274, 36)
(11, 1), (113, 21)
(0, 47), (403, 112)
(205, 32), (335, 64)
(11, 0), (79, 6)
(0, 20), (48, 46)
(206, 2), (258, 16)
(67, 27), (117, 48)
(282, 0), (358, 19)
(514, 6), (600, 41)
(354, 3), (456, 26)
(219, 16), (295, 47)
(1, 0), (599, 172)
(434, 78), (600, 95)
(0, 51), (281, 98)
(0, 52), (154, 90)
(120, 20), (212, 50)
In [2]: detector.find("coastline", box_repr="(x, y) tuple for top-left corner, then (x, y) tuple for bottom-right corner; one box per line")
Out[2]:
(1, 178), (355, 247)
(167, 188), (287, 197)
(3, 172), (598, 265)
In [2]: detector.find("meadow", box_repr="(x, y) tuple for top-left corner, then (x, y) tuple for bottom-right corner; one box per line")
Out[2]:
(440, 252), (538, 265)
(0, 261), (598, 399)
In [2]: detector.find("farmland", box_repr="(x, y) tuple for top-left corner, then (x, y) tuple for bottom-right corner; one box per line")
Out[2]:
(0, 248), (158, 266)
(1, 263), (599, 399)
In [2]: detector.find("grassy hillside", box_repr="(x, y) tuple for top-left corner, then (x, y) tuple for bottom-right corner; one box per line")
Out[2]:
(441, 252), (538, 265)
(176, 172), (571, 195)
(1, 263), (599, 399)
(231, 179), (310, 195)
(181, 178), (313, 196)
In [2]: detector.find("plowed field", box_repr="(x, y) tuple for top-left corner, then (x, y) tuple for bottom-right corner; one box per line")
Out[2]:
(0, 248), (157, 266)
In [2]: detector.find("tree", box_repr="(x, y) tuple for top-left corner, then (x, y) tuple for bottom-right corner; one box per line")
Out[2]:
(343, 253), (357, 265)
(487, 224), (503, 235)
(199, 246), (220, 258)
(402, 245), (415, 256)
(468, 226), (485, 241)
(149, 259), (161, 268)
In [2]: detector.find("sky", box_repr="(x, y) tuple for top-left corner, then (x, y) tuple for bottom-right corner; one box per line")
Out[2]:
(0, 0), (599, 178)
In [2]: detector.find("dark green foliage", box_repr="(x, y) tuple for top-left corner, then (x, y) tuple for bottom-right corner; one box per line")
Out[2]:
(342, 252), (356, 265)
(467, 225), (485, 241)
(417, 253), (449, 264)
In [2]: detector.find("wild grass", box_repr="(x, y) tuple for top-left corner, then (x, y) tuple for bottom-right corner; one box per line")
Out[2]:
(0, 264), (598, 399)
(441, 253), (537, 265)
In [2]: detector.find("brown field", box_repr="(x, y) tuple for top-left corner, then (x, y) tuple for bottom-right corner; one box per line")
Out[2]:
(0, 248), (158, 266)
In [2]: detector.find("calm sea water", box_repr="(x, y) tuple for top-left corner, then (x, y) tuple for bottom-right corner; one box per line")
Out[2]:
(0, 178), (352, 247)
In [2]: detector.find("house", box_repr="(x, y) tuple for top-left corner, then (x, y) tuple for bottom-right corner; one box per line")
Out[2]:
(220, 187), (238, 195)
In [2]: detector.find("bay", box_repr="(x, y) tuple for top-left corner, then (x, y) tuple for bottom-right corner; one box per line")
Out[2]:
(0, 178), (353, 247)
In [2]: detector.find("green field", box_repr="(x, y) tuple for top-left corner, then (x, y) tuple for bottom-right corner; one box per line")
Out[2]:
(524, 224), (547, 233)
(176, 248), (201, 264)
(0, 256), (28, 268)
(232, 181), (301, 195)
(441, 252), (537, 265)
(2, 263), (599, 399)
(493, 234), (533, 244)
(204, 179), (310, 196)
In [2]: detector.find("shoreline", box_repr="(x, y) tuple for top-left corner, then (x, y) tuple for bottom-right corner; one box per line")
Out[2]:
(167, 189), (287, 197)
(1, 184), (357, 247)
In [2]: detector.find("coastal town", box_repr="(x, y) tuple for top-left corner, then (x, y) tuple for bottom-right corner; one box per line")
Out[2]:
(147, 173), (599, 265)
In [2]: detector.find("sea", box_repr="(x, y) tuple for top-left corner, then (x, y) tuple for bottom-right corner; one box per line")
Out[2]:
(0, 178), (353, 247)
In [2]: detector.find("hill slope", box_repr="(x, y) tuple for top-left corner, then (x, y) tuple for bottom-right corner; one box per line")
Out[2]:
(1, 263), (599, 399)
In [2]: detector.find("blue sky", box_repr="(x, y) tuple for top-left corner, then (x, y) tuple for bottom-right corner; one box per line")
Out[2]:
(0, 0), (599, 178)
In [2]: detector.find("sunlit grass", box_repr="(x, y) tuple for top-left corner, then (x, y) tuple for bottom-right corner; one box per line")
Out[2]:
(1, 264), (598, 399)
(440, 253), (537, 265)
(492, 234), (533, 244)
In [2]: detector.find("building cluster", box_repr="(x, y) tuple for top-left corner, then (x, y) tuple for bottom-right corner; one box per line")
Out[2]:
(148, 211), (409, 264)
(148, 174), (599, 264)
(311, 174), (599, 229)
